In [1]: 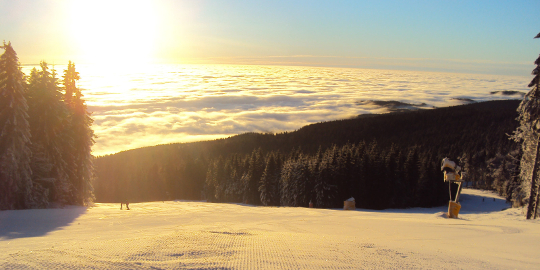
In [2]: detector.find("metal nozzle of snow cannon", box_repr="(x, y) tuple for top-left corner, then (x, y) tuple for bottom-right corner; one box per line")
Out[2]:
(441, 158), (465, 183)
(441, 157), (457, 172)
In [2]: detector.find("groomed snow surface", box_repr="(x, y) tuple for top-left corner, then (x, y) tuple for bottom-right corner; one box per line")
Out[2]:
(1, 188), (539, 269)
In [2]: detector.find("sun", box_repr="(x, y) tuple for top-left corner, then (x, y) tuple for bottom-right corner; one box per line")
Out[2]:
(68, 0), (160, 65)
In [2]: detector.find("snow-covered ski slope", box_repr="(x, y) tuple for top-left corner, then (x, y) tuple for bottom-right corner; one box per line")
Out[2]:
(1, 188), (539, 269)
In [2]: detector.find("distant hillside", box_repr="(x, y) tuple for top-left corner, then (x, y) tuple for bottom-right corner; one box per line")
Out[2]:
(94, 100), (520, 209)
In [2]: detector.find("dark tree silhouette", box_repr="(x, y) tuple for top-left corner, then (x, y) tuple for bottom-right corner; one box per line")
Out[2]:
(27, 62), (72, 205)
(0, 42), (33, 209)
(63, 61), (95, 205)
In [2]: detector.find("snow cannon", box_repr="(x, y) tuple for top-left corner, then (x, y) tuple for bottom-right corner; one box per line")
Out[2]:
(441, 157), (462, 182)
(441, 157), (465, 218)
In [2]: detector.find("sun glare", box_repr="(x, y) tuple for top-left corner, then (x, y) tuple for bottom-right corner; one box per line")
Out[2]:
(69, 0), (160, 65)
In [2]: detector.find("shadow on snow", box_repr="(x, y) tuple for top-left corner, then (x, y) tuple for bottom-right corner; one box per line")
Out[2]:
(336, 190), (510, 215)
(0, 206), (87, 240)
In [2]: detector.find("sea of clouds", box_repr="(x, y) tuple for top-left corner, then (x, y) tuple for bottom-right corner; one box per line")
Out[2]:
(22, 64), (530, 156)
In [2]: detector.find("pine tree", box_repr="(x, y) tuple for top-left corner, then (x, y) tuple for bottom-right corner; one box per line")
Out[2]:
(416, 153), (435, 207)
(314, 148), (337, 208)
(244, 148), (264, 205)
(514, 32), (540, 219)
(205, 158), (224, 202)
(308, 147), (324, 206)
(204, 162), (215, 202)
(214, 157), (226, 202)
(512, 122), (535, 205)
(225, 154), (244, 202)
(295, 155), (311, 207)
(63, 61), (95, 205)
(403, 147), (420, 205)
(26, 62), (71, 206)
(259, 153), (280, 206)
(0, 42), (33, 209)
(384, 145), (400, 208)
(279, 159), (294, 206)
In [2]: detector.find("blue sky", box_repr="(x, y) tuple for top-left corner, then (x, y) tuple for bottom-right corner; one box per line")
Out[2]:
(1, 0), (540, 75)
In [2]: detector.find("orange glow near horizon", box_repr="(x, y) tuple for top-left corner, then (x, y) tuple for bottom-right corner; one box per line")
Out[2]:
(68, 0), (161, 65)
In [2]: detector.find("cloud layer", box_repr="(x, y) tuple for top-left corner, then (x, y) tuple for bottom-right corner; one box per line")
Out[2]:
(22, 64), (530, 156)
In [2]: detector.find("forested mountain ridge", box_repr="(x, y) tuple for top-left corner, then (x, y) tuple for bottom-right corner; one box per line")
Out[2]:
(94, 100), (521, 209)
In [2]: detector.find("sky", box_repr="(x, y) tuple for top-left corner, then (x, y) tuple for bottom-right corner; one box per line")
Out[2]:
(2, 0), (540, 75)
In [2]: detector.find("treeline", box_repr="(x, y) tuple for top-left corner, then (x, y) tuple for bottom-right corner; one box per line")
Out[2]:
(0, 42), (94, 210)
(95, 99), (521, 209)
(95, 145), (207, 203)
(205, 143), (446, 209)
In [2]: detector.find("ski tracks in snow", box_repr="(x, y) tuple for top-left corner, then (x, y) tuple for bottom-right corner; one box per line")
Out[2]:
(1, 189), (538, 269)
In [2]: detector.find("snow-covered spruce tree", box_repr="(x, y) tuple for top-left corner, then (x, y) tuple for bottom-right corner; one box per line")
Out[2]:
(514, 32), (540, 219)
(223, 155), (244, 202)
(62, 61), (95, 205)
(280, 155), (308, 207)
(204, 159), (218, 202)
(511, 118), (536, 207)
(213, 157), (226, 202)
(220, 158), (233, 202)
(26, 62), (72, 206)
(243, 148), (264, 205)
(314, 149), (337, 208)
(0, 42), (33, 209)
(259, 153), (280, 206)
(383, 145), (401, 208)
(295, 156), (312, 207)
(486, 150), (520, 200)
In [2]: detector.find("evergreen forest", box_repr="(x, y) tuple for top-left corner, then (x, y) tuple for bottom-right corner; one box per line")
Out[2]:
(0, 42), (94, 210)
(94, 99), (522, 209)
